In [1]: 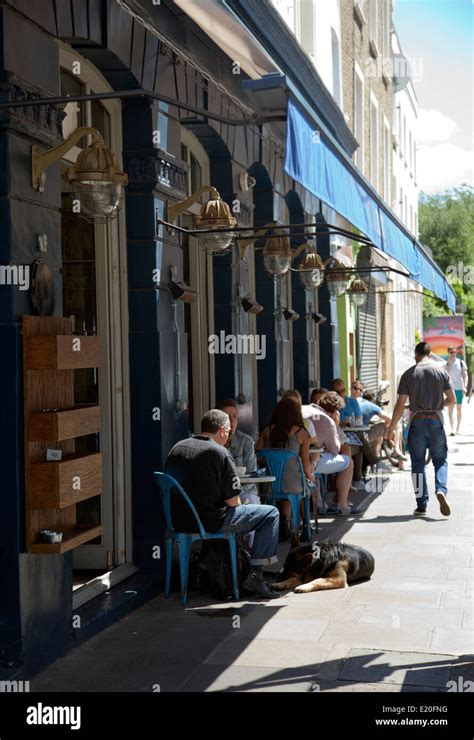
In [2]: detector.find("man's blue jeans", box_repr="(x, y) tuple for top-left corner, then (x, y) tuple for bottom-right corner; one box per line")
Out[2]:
(408, 418), (448, 508)
(220, 504), (279, 567)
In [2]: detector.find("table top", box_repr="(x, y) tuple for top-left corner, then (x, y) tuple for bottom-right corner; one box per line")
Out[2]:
(239, 475), (276, 484)
(344, 425), (371, 432)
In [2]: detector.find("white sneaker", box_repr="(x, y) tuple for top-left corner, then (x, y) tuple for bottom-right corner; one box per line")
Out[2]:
(351, 480), (366, 491)
(436, 491), (451, 516)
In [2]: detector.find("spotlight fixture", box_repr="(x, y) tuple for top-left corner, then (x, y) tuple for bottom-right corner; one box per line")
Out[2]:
(241, 295), (264, 314)
(169, 280), (199, 303)
(282, 308), (300, 321)
(311, 311), (327, 326)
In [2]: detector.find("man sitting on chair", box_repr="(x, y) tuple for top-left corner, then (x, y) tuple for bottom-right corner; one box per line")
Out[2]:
(165, 409), (280, 599)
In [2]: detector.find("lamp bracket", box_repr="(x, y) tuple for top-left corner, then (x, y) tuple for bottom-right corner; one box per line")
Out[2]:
(168, 185), (220, 224)
(32, 126), (104, 191)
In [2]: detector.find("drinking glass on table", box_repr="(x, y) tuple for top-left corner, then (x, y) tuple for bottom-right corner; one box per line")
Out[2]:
(355, 416), (363, 427)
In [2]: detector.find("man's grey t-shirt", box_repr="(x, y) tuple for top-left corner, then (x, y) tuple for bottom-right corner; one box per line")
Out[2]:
(397, 362), (453, 415)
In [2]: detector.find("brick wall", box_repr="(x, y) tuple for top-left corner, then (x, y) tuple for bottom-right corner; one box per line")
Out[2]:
(341, 0), (393, 200)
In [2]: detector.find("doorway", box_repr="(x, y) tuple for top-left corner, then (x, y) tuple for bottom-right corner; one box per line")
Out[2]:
(58, 45), (133, 603)
(180, 129), (215, 432)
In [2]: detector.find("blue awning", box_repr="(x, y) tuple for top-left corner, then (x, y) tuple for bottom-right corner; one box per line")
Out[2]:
(285, 100), (456, 311)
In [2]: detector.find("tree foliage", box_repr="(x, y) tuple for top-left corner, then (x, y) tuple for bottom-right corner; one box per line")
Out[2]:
(419, 185), (474, 370)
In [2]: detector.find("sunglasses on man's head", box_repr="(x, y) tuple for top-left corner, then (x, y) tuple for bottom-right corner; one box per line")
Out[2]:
(449, 351), (456, 354)
(352, 385), (363, 391)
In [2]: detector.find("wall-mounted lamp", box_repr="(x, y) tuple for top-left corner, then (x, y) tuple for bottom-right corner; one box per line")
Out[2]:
(240, 223), (292, 276)
(293, 243), (325, 289)
(348, 276), (369, 306)
(168, 186), (237, 256)
(282, 308), (300, 321)
(241, 295), (264, 314)
(32, 126), (128, 221)
(325, 249), (354, 298)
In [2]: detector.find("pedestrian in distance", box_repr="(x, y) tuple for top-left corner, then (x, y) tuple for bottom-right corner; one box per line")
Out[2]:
(388, 342), (456, 517)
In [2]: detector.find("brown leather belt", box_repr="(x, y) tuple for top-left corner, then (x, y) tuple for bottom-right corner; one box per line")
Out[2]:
(413, 412), (439, 419)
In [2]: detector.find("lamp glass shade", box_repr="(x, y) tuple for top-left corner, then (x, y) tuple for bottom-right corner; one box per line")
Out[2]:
(350, 292), (368, 306)
(70, 180), (122, 221)
(198, 231), (234, 255)
(263, 254), (291, 276)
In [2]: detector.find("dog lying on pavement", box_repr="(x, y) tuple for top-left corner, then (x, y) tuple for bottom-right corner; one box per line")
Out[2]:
(271, 535), (375, 594)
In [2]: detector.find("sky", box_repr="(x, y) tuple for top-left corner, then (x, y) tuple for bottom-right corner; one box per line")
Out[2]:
(393, 0), (473, 193)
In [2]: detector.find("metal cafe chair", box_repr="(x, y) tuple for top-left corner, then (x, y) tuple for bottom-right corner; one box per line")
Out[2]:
(154, 472), (239, 605)
(256, 449), (312, 540)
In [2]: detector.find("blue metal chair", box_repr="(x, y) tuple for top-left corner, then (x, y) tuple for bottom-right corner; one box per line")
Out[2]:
(154, 472), (239, 605)
(257, 449), (311, 540)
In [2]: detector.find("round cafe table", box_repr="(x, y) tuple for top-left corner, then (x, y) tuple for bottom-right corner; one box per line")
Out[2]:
(343, 426), (371, 433)
(238, 475), (276, 485)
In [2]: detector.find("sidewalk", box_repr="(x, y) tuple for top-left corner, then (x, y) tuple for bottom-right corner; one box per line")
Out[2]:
(33, 404), (474, 693)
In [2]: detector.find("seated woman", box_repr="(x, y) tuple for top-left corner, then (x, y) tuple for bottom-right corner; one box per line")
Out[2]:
(307, 392), (355, 515)
(256, 396), (314, 540)
(282, 389), (318, 445)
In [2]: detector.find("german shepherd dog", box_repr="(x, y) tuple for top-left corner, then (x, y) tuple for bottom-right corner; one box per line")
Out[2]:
(272, 535), (375, 594)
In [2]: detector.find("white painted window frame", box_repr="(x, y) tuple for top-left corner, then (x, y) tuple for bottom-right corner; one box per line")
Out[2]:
(354, 62), (365, 173)
(370, 92), (379, 191)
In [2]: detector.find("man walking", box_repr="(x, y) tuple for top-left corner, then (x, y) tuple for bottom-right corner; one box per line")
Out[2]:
(445, 346), (468, 435)
(388, 342), (456, 517)
(166, 409), (280, 598)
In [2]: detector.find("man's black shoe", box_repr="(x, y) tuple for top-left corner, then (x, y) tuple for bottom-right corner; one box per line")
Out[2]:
(241, 570), (281, 599)
(413, 506), (427, 516)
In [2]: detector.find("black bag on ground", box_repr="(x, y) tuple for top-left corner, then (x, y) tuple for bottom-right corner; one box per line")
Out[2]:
(199, 537), (251, 600)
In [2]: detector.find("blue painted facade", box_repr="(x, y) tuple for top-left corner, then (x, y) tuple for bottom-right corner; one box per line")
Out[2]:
(0, 0), (354, 675)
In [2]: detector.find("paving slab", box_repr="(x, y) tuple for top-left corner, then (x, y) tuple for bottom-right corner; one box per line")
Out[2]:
(337, 649), (453, 688)
(204, 637), (333, 668)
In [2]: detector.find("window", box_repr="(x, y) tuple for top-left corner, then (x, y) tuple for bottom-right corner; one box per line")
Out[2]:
(370, 96), (378, 190)
(404, 195), (408, 225)
(60, 69), (111, 162)
(331, 28), (341, 106)
(369, 0), (378, 43)
(403, 115), (407, 162)
(381, 0), (389, 62)
(410, 204), (413, 233)
(354, 65), (364, 170)
(61, 71), (85, 140)
(299, 0), (315, 63)
(409, 130), (412, 172)
(383, 118), (390, 203)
